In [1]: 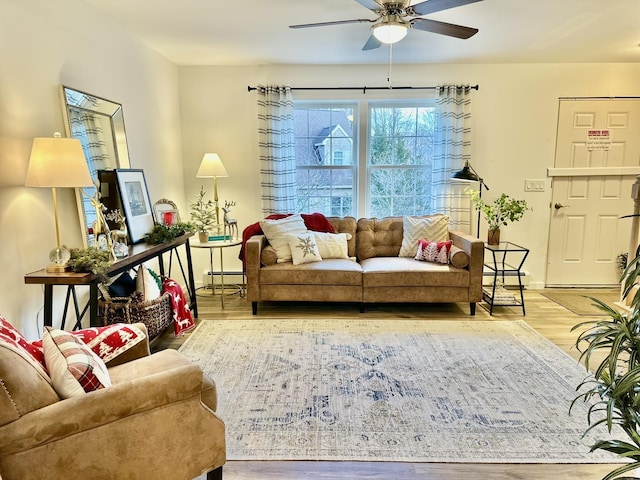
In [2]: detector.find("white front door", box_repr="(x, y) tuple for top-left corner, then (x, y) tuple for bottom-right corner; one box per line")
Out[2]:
(546, 99), (640, 286)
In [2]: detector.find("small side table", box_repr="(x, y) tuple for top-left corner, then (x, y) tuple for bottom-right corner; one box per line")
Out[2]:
(483, 241), (529, 315)
(191, 239), (242, 308)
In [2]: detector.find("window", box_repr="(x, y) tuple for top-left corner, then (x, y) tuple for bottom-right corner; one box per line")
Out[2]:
(294, 105), (356, 216)
(293, 99), (436, 217)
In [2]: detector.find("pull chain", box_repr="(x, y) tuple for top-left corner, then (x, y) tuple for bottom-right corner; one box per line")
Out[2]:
(387, 43), (393, 88)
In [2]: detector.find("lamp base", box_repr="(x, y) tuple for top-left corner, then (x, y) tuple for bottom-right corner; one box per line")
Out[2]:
(46, 263), (71, 273)
(47, 246), (71, 273)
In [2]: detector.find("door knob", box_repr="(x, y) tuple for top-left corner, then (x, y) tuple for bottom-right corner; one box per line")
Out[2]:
(554, 203), (570, 210)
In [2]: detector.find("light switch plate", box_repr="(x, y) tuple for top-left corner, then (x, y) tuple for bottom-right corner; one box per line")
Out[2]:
(525, 179), (546, 192)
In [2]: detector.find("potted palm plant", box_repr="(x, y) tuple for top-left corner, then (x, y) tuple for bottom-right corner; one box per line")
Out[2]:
(190, 186), (217, 242)
(571, 251), (640, 479)
(468, 191), (529, 245)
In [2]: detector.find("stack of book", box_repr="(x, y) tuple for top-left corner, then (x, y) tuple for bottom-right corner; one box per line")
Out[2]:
(483, 287), (517, 305)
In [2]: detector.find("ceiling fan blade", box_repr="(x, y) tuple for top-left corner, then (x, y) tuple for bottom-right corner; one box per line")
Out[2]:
(411, 18), (478, 39)
(290, 18), (374, 29)
(362, 34), (383, 50)
(353, 0), (384, 12)
(409, 0), (483, 16)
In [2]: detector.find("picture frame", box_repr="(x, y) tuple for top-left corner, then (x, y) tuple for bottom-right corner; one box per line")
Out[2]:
(111, 169), (155, 243)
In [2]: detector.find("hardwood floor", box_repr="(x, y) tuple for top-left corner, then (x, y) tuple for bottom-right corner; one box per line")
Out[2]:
(157, 288), (627, 480)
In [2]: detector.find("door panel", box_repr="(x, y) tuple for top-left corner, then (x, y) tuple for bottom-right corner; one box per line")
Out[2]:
(546, 99), (640, 286)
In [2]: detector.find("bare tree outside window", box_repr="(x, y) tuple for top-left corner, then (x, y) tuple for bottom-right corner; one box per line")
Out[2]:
(293, 100), (436, 218)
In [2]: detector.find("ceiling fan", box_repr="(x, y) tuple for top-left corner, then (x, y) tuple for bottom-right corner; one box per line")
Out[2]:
(289, 0), (483, 50)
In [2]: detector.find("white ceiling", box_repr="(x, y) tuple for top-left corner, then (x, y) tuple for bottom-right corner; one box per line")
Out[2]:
(80, 0), (640, 66)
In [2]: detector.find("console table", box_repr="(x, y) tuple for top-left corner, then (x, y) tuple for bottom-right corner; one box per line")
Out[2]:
(24, 234), (197, 329)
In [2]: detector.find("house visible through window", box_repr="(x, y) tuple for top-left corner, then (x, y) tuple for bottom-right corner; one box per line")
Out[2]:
(294, 99), (437, 218)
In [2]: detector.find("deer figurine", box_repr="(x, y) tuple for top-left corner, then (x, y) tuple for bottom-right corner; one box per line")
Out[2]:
(85, 182), (115, 258)
(106, 209), (128, 247)
(222, 200), (238, 240)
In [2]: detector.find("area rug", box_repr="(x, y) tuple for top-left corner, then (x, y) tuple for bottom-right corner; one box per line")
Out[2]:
(541, 289), (620, 315)
(178, 318), (619, 463)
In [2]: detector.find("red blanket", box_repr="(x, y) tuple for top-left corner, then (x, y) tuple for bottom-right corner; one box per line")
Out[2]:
(162, 279), (195, 336)
(239, 213), (336, 269)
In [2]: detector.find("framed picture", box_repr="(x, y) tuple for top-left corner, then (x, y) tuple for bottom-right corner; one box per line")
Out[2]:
(113, 169), (155, 243)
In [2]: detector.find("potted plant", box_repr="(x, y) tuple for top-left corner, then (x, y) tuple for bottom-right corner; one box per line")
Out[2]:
(468, 191), (529, 245)
(190, 186), (217, 242)
(571, 253), (640, 479)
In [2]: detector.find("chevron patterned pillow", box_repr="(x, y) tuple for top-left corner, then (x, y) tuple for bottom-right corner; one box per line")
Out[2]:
(399, 215), (449, 257)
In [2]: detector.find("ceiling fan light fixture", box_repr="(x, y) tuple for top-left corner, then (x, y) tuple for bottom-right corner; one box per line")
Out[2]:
(372, 22), (408, 44)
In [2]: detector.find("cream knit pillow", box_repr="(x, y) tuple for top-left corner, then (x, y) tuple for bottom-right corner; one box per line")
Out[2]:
(260, 215), (308, 263)
(399, 215), (449, 257)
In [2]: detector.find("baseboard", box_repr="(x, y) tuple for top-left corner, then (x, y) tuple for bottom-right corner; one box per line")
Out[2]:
(202, 270), (245, 287)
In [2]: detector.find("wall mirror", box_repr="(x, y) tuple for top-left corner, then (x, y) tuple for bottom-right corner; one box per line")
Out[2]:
(59, 85), (131, 246)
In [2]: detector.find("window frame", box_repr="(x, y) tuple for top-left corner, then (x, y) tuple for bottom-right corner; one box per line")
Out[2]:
(293, 92), (437, 218)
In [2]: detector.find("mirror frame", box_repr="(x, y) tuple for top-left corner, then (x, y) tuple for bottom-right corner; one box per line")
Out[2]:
(59, 85), (131, 247)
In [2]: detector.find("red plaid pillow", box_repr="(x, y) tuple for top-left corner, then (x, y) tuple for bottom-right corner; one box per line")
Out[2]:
(42, 327), (111, 398)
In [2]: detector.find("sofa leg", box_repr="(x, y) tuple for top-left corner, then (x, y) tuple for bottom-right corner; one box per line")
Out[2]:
(207, 466), (223, 480)
(252, 302), (257, 315)
(470, 302), (476, 316)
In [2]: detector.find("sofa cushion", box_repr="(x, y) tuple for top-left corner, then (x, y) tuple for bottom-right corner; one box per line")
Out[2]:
(287, 232), (323, 265)
(260, 214), (308, 263)
(399, 214), (449, 257)
(260, 259), (362, 286)
(361, 257), (469, 287)
(43, 327), (111, 398)
(356, 217), (404, 260)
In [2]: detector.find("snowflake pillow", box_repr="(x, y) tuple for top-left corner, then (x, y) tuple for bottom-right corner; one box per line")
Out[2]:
(414, 239), (452, 264)
(287, 233), (323, 265)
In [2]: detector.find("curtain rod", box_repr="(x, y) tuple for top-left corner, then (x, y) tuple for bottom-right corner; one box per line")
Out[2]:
(247, 84), (479, 93)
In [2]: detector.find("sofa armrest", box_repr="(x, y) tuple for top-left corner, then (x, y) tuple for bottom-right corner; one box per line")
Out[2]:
(104, 322), (151, 368)
(450, 230), (484, 301)
(246, 234), (267, 302)
(0, 351), (204, 455)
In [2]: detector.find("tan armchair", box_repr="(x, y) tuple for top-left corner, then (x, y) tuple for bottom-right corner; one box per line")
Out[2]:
(0, 323), (225, 480)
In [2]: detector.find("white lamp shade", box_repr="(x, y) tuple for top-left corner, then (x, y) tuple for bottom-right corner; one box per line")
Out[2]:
(372, 23), (408, 44)
(25, 135), (93, 188)
(196, 153), (229, 178)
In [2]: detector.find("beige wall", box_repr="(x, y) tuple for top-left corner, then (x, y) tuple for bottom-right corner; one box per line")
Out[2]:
(179, 63), (640, 289)
(0, 0), (184, 338)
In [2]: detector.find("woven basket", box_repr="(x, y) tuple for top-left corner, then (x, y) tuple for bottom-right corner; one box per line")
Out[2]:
(98, 286), (173, 339)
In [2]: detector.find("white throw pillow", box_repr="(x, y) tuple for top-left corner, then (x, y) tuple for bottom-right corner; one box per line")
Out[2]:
(313, 231), (351, 259)
(287, 233), (323, 265)
(136, 266), (161, 301)
(399, 215), (449, 257)
(260, 215), (309, 263)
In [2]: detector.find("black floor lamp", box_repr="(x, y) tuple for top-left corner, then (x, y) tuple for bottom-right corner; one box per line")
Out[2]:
(451, 161), (490, 237)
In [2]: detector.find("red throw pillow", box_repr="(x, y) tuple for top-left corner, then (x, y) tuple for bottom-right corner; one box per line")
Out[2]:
(415, 240), (452, 264)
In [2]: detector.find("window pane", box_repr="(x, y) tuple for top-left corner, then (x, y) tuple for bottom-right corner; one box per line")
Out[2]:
(293, 105), (356, 216)
(368, 103), (435, 216)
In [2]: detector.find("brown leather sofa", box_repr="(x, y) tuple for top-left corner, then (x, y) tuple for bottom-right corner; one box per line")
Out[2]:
(246, 216), (484, 315)
(0, 323), (225, 480)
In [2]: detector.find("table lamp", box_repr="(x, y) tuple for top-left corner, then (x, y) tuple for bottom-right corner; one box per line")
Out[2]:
(25, 132), (93, 272)
(451, 160), (489, 237)
(196, 153), (229, 228)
